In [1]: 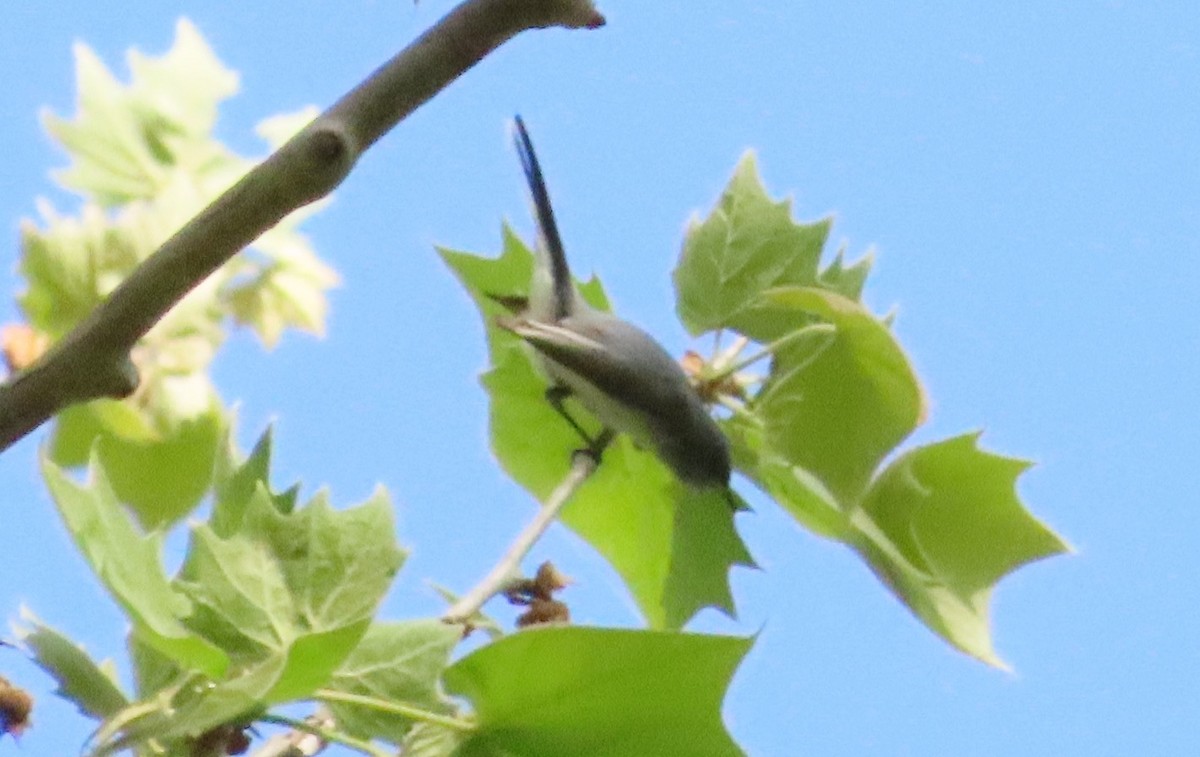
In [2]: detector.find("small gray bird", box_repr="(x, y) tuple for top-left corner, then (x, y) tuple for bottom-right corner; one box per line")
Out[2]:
(502, 116), (732, 491)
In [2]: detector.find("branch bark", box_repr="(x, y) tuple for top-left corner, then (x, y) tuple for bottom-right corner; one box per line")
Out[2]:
(442, 434), (609, 625)
(0, 0), (605, 452)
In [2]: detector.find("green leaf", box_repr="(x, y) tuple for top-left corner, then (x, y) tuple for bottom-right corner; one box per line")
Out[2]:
(674, 152), (869, 342)
(94, 658), (280, 751)
(43, 19), (239, 205)
(49, 405), (225, 529)
(442, 236), (752, 629)
(444, 627), (751, 757)
(125, 18), (239, 138)
(17, 610), (129, 721)
(325, 620), (463, 743)
(818, 243), (874, 300)
(128, 633), (186, 701)
(17, 208), (112, 339)
(753, 458), (852, 541)
(176, 485), (405, 686)
(84, 443), (409, 751)
(210, 425), (298, 537)
(157, 656), (282, 740)
(852, 433), (1072, 666)
(756, 287), (926, 504)
(722, 382), (853, 541)
(404, 721), (470, 756)
(41, 454), (228, 678)
(43, 44), (163, 204)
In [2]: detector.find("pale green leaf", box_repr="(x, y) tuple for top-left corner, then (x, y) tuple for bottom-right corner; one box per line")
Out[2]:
(91, 408), (225, 529)
(326, 620), (463, 743)
(176, 485), (405, 684)
(210, 425), (298, 538)
(852, 434), (1072, 666)
(444, 627), (751, 757)
(674, 152), (831, 340)
(757, 287), (926, 504)
(41, 454), (228, 678)
(404, 721), (470, 757)
(124, 18), (239, 138)
(17, 611), (129, 721)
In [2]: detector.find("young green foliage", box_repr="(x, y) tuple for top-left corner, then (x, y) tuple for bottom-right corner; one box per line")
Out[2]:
(441, 235), (754, 630)
(35, 428), (414, 754)
(851, 434), (1069, 666)
(17, 19), (337, 528)
(42, 453), (229, 678)
(674, 153), (872, 342)
(676, 153), (1070, 665)
(444, 627), (751, 757)
(324, 620), (464, 744)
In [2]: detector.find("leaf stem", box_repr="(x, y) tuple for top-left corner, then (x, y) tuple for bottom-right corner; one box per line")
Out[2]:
(441, 444), (603, 624)
(314, 689), (475, 733)
(710, 323), (836, 386)
(256, 711), (386, 757)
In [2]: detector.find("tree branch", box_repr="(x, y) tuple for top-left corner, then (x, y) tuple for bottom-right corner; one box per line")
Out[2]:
(0, 0), (605, 452)
(442, 435), (608, 625)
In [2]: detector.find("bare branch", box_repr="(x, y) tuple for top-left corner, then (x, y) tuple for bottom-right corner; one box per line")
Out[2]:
(442, 435), (608, 625)
(0, 0), (605, 452)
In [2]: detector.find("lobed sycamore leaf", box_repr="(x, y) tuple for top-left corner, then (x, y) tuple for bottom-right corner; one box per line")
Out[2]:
(209, 424), (299, 537)
(17, 610), (129, 721)
(441, 234), (752, 629)
(325, 620), (463, 744)
(42, 19), (239, 205)
(175, 484), (405, 680)
(674, 151), (871, 342)
(41, 453), (228, 678)
(851, 434), (1072, 666)
(54, 406), (225, 530)
(444, 627), (751, 757)
(58, 427), (412, 751)
(756, 286), (926, 504)
(674, 152), (1068, 665)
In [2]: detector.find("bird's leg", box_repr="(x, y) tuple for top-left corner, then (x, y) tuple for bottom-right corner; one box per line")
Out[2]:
(545, 386), (612, 465)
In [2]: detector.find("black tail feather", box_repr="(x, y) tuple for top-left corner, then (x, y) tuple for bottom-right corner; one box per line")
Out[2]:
(513, 115), (574, 321)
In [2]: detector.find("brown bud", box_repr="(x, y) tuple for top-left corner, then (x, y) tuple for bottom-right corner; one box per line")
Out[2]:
(0, 676), (33, 738)
(516, 598), (571, 628)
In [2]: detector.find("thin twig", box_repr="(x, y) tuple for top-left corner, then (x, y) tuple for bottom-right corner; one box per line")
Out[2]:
(254, 708), (385, 757)
(0, 0), (605, 452)
(251, 709), (335, 757)
(442, 438), (607, 624)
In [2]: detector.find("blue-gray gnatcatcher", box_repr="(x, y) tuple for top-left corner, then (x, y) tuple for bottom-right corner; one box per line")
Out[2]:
(501, 116), (732, 491)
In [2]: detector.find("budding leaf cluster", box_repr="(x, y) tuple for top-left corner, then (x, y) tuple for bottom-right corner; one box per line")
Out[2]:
(15, 19), (338, 528)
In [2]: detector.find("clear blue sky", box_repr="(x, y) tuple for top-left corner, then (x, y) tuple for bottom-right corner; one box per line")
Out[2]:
(2, 2), (1197, 755)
